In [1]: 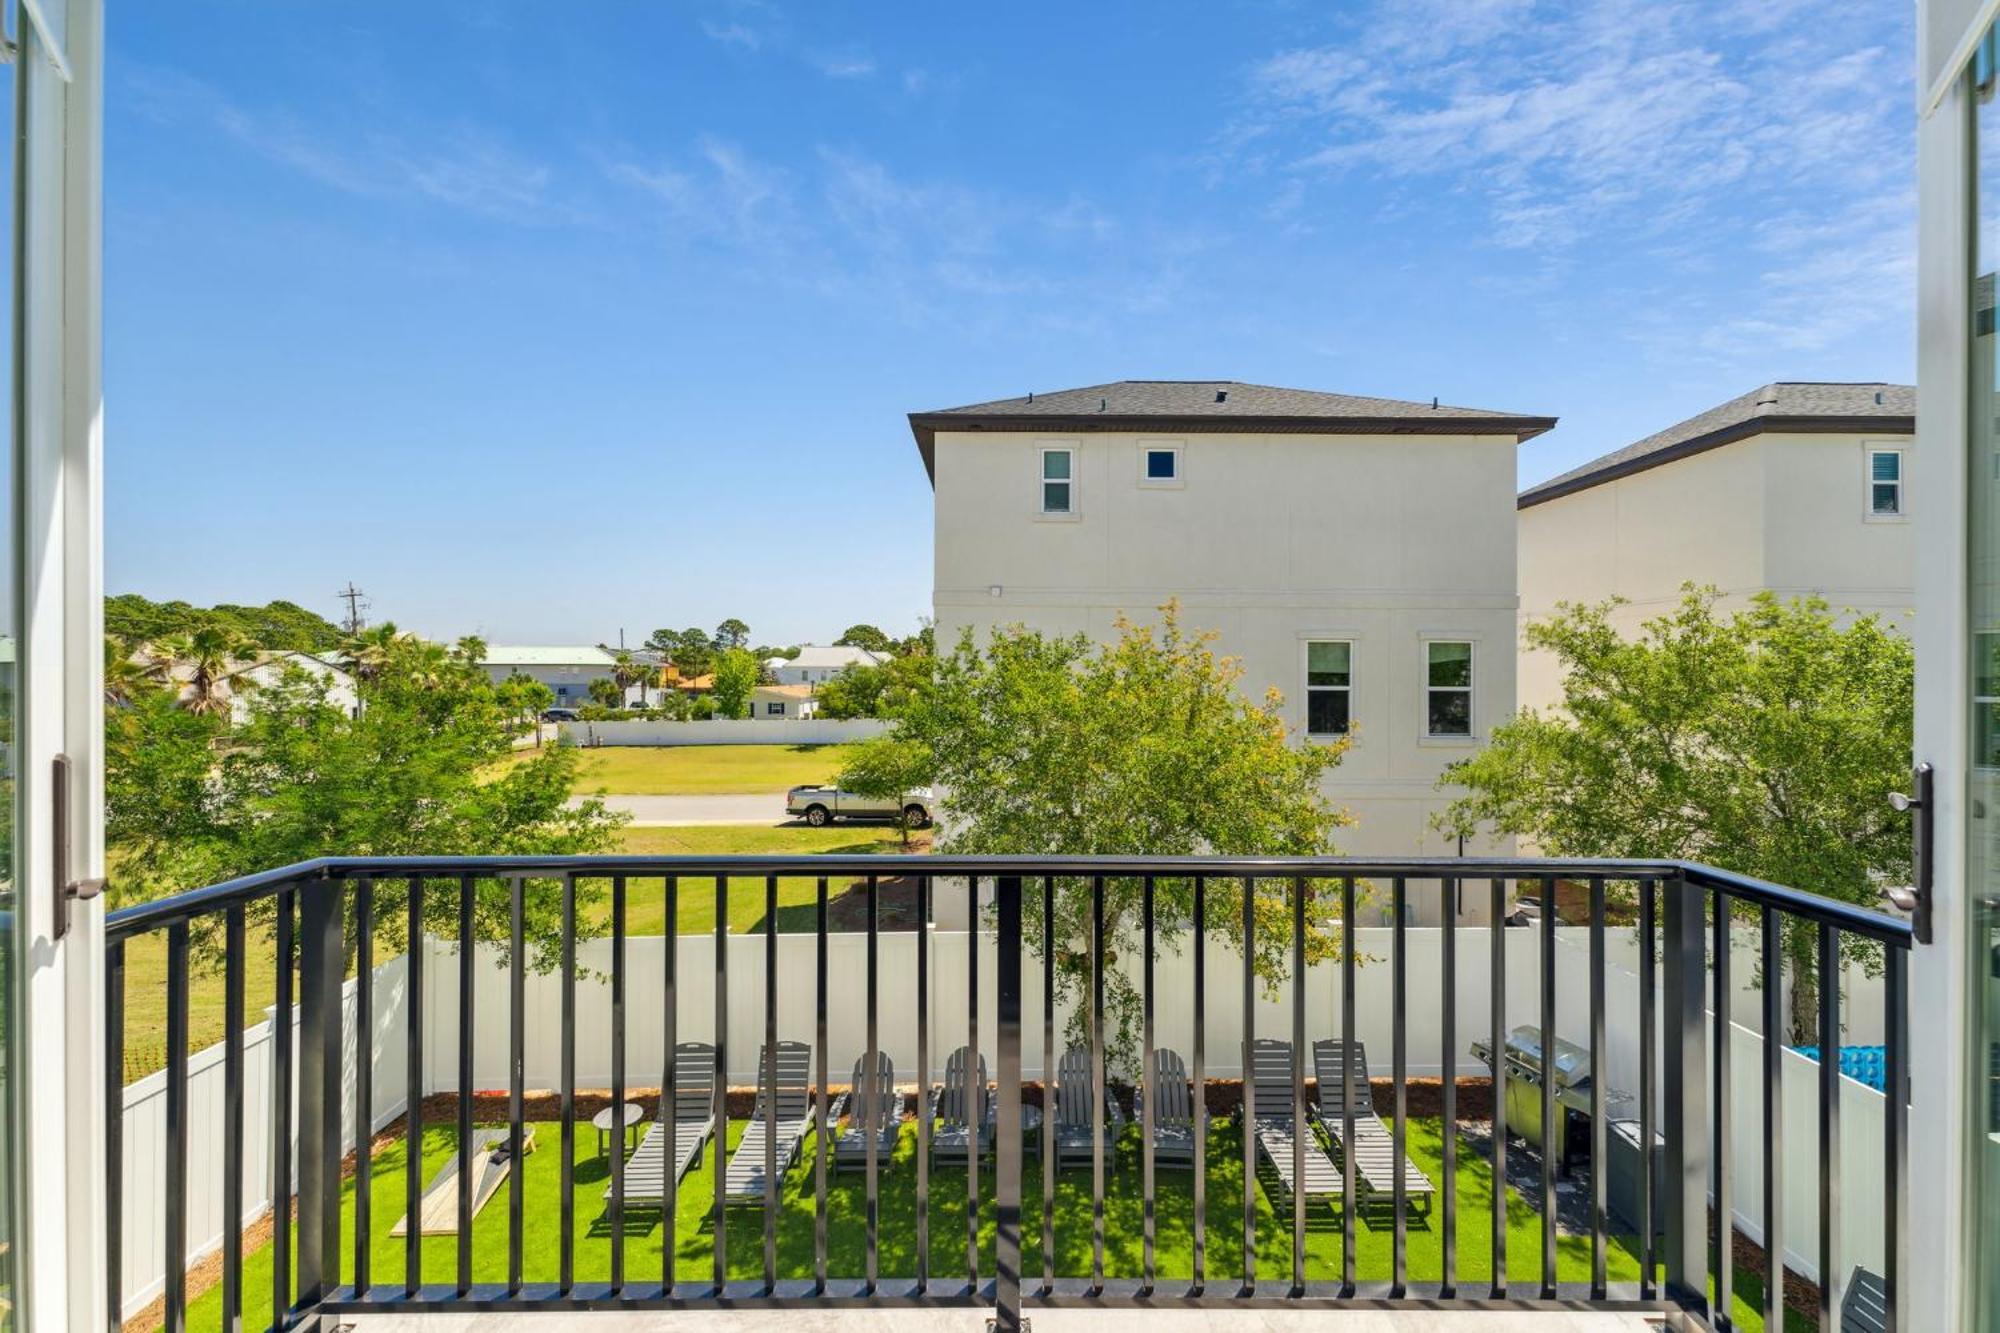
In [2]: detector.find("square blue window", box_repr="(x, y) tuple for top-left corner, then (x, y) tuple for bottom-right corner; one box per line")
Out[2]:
(1145, 449), (1178, 480)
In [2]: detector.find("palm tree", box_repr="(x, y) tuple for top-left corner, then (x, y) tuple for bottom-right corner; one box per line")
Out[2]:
(103, 637), (155, 707)
(454, 634), (489, 665)
(337, 622), (404, 683)
(611, 652), (649, 708)
(155, 625), (254, 716)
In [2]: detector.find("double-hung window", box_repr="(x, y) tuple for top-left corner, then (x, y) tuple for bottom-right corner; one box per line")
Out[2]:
(1041, 447), (1074, 514)
(1869, 448), (1905, 517)
(1425, 641), (1473, 737)
(1305, 641), (1352, 736)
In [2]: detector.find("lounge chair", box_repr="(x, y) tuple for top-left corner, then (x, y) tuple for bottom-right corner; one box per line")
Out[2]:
(605, 1041), (716, 1204)
(1133, 1047), (1202, 1168)
(723, 1040), (814, 1207)
(928, 1045), (992, 1165)
(1245, 1038), (1343, 1213)
(1050, 1044), (1125, 1168)
(831, 1050), (903, 1170)
(1310, 1038), (1435, 1216)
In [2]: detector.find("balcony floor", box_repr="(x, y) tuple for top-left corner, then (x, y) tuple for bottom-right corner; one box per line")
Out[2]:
(345, 1310), (1677, 1332)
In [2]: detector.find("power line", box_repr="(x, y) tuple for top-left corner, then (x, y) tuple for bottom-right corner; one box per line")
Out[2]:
(335, 583), (369, 635)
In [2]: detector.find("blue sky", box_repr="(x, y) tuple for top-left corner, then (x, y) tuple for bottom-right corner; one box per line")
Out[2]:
(107, 0), (1914, 645)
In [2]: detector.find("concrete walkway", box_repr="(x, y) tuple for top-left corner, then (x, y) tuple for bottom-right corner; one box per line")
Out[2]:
(570, 793), (792, 826)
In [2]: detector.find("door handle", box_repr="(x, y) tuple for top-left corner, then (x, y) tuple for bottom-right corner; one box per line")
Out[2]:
(52, 753), (103, 939)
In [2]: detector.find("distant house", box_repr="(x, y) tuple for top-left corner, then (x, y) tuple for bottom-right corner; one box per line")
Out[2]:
(1517, 382), (1914, 709)
(226, 651), (358, 722)
(478, 645), (617, 709)
(751, 683), (819, 719)
(766, 644), (884, 687)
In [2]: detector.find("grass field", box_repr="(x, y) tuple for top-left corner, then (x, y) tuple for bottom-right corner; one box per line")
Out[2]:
(560, 744), (862, 795)
(113, 823), (929, 1080)
(176, 1115), (1799, 1332)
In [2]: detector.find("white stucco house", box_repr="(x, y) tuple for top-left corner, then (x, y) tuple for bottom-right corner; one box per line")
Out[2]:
(478, 644), (618, 708)
(751, 683), (820, 719)
(914, 379), (1556, 911)
(766, 644), (884, 687)
(1516, 382), (1915, 710)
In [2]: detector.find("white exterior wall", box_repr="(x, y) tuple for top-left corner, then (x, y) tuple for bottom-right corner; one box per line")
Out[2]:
(481, 661), (612, 707)
(1518, 431), (1914, 711)
(930, 428), (1520, 906)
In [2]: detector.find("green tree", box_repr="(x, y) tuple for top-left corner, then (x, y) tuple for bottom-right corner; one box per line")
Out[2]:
(711, 648), (759, 719)
(104, 637), (156, 707)
(337, 622), (408, 683)
(587, 677), (624, 710)
(106, 640), (624, 970)
(815, 662), (889, 718)
(714, 618), (751, 650)
(105, 593), (343, 653)
(611, 651), (650, 706)
(1434, 587), (1913, 1043)
(835, 624), (893, 653)
(836, 736), (931, 848)
(878, 602), (1350, 1064)
(147, 625), (258, 717)
(670, 628), (714, 682)
(496, 672), (555, 745)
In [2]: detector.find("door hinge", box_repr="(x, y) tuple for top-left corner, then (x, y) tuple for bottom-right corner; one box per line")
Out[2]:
(52, 753), (103, 940)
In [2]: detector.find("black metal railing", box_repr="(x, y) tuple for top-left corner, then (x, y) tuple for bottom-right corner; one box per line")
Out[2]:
(101, 854), (1911, 1332)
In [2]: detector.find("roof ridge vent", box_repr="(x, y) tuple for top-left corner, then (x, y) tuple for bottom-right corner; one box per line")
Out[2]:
(1215, 389), (1227, 403)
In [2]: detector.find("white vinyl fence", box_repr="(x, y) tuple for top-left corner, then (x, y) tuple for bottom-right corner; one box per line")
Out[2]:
(557, 718), (890, 747)
(119, 920), (1894, 1317)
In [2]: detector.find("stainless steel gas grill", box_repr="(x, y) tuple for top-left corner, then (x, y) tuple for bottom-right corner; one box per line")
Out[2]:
(1470, 1024), (1633, 1170)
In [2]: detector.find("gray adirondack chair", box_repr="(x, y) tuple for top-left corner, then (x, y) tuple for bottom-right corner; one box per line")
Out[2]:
(1051, 1044), (1125, 1168)
(831, 1050), (903, 1170)
(1134, 1047), (1202, 1167)
(1311, 1038), (1435, 1215)
(606, 1041), (715, 1203)
(928, 1045), (993, 1165)
(723, 1041), (814, 1207)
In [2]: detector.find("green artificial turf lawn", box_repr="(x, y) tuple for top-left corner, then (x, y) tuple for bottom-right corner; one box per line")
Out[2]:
(181, 1116), (1802, 1331)
(563, 744), (862, 796)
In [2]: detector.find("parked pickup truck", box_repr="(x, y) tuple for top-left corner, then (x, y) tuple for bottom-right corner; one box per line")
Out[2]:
(785, 784), (933, 829)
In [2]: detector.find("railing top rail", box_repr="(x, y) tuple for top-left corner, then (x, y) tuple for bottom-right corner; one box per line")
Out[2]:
(104, 852), (1914, 946)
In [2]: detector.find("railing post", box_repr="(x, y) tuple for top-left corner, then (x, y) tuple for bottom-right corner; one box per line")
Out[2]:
(1660, 872), (1709, 1315)
(296, 875), (346, 1311)
(994, 874), (1024, 1332)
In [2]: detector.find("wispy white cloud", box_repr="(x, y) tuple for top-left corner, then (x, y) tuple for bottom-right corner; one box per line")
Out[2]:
(1227, 0), (1913, 361)
(699, 20), (762, 50)
(813, 52), (877, 79)
(128, 66), (573, 225)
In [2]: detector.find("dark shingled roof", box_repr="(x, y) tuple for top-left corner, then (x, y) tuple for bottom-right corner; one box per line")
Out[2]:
(1518, 382), (1915, 509)
(908, 380), (1557, 480)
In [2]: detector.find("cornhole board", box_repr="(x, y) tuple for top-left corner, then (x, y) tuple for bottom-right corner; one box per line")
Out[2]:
(392, 1127), (534, 1237)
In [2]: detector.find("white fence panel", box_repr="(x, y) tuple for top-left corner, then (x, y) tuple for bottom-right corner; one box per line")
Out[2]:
(557, 718), (890, 747)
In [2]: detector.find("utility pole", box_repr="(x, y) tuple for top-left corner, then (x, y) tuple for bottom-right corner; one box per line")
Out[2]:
(335, 583), (369, 635)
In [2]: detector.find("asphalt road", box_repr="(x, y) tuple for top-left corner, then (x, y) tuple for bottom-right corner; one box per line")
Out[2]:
(568, 793), (792, 826)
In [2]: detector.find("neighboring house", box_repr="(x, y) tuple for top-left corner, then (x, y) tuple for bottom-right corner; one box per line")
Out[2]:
(478, 645), (617, 709)
(765, 644), (884, 687)
(751, 683), (819, 719)
(225, 651), (358, 722)
(1516, 382), (1915, 710)
(915, 379), (1555, 905)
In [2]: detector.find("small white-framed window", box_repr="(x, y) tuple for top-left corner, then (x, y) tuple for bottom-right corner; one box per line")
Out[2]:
(1040, 446), (1075, 514)
(1425, 640), (1473, 737)
(1138, 440), (1184, 488)
(1304, 640), (1352, 736)
(1867, 447), (1906, 518)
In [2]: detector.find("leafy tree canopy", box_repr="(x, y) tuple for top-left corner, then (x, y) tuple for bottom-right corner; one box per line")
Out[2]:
(710, 648), (760, 718)
(1435, 587), (1913, 1042)
(835, 623), (893, 653)
(107, 633), (624, 970)
(868, 602), (1350, 1062)
(107, 593), (343, 654)
(714, 618), (751, 650)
